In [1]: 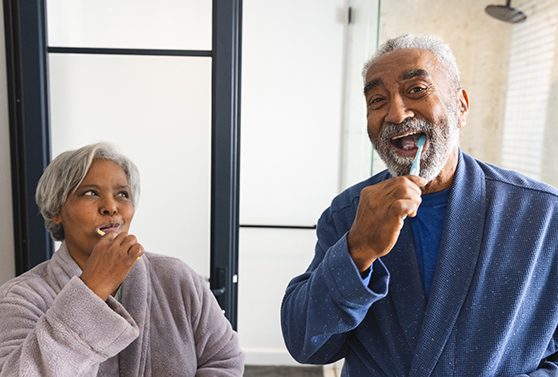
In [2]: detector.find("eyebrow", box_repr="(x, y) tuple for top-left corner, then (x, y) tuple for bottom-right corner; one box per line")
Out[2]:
(78, 184), (130, 190)
(401, 69), (430, 81)
(78, 184), (100, 190)
(364, 69), (431, 96)
(363, 78), (383, 96)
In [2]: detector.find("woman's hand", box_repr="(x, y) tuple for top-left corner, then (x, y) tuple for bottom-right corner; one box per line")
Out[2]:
(79, 232), (144, 301)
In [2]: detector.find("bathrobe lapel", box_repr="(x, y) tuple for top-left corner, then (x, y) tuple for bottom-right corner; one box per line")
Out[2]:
(409, 152), (486, 376)
(51, 243), (82, 289)
(119, 258), (152, 377)
(378, 223), (427, 357)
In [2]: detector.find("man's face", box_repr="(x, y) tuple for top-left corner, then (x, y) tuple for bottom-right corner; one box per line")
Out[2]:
(364, 48), (466, 182)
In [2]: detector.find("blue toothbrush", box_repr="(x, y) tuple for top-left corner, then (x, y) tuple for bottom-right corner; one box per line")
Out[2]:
(402, 135), (425, 221)
(409, 135), (426, 176)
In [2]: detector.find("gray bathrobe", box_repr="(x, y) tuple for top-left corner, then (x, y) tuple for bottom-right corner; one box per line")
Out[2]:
(0, 243), (244, 376)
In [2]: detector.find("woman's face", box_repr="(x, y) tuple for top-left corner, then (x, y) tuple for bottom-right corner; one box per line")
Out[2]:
(51, 159), (135, 268)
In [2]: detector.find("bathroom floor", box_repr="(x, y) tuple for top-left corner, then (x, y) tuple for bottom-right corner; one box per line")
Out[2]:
(244, 362), (342, 377)
(243, 365), (323, 377)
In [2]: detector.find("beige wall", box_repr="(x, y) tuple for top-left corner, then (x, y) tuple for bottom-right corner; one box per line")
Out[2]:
(542, 47), (558, 187)
(377, 0), (514, 166)
(0, 4), (16, 285)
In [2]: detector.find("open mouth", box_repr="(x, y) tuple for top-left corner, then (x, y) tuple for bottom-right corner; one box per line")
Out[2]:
(390, 131), (427, 155)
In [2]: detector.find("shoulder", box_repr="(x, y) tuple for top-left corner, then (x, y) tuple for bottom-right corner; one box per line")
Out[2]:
(141, 252), (207, 290)
(473, 157), (558, 199)
(138, 253), (216, 317)
(316, 171), (391, 241)
(320, 171), (391, 223)
(0, 261), (51, 296)
(0, 261), (57, 313)
(458, 152), (558, 216)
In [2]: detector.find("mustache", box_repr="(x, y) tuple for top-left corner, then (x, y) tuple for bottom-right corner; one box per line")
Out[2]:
(379, 117), (433, 141)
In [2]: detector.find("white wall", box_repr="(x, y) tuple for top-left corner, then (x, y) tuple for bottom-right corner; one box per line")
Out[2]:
(239, 0), (347, 365)
(0, 4), (16, 285)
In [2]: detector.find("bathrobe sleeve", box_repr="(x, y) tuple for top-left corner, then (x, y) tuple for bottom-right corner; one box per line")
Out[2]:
(520, 355), (558, 376)
(281, 192), (390, 364)
(0, 276), (139, 377)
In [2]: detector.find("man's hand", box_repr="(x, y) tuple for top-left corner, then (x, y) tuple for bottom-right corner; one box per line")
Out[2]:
(79, 232), (144, 301)
(347, 175), (426, 272)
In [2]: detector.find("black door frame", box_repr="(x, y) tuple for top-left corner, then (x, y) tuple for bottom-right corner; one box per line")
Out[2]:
(3, 0), (241, 329)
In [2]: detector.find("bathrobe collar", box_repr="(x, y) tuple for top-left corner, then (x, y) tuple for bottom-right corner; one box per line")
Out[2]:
(50, 242), (152, 376)
(118, 257), (151, 377)
(380, 151), (486, 376)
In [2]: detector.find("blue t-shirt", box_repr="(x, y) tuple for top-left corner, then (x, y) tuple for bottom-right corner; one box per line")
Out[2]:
(360, 188), (450, 291)
(409, 188), (450, 296)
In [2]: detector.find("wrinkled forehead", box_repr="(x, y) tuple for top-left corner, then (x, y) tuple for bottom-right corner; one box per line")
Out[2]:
(364, 48), (446, 91)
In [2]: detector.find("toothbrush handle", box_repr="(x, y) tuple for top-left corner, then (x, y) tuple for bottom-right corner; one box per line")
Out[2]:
(409, 146), (423, 176)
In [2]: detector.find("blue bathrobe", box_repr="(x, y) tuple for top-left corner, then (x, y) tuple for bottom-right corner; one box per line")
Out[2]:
(281, 151), (558, 376)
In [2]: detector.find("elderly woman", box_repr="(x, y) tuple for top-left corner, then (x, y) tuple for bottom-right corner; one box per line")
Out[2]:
(0, 142), (244, 376)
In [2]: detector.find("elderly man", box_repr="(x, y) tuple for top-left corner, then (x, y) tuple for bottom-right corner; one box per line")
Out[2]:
(281, 34), (558, 376)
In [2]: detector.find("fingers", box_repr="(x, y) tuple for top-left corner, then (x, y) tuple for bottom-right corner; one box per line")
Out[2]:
(347, 176), (425, 271)
(389, 195), (422, 219)
(81, 232), (144, 301)
(379, 175), (426, 196)
(363, 176), (423, 220)
(405, 174), (428, 187)
(104, 232), (143, 261)
(128, 243), (145, 261)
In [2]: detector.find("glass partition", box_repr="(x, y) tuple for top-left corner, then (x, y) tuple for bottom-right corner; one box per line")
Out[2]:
(46, 0), (212, 50)
(340, 0), (380, 190)
(49, 53), (212, 278)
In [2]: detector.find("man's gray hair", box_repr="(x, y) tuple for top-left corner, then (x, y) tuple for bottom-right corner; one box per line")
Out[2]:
(36, 142), (140, 241)
(362, 34), (461, 89)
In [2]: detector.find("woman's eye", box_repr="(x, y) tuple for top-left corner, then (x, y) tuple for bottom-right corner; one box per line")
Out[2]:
(83, 190), (98, 196)
(118, 191), (130, 199)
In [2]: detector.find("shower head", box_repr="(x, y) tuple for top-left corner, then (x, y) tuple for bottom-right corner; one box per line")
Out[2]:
(485, 0), (527, 23)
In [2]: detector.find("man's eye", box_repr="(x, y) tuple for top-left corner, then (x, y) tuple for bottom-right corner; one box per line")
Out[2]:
(368, 97), (384, 107)
(410, 86), (425, 94)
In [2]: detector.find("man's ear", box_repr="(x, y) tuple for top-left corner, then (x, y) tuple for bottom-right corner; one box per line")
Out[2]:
(456, 87), (469, 128)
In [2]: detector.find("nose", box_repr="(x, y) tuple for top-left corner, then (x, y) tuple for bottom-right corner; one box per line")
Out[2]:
(99, 197), (118, 216)
(385, 94), (414, 124)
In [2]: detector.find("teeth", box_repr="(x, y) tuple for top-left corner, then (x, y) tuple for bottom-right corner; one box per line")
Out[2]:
(392, 131), (421, 140)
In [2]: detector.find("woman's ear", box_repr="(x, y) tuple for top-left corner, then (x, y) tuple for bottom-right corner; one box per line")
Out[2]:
(456, 87), (470, 128)
(51, 214), (62, 225)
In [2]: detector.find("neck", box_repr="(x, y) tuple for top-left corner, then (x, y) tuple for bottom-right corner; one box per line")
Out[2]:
(65, 244), (87, 271)
(421, 147), (459, 195)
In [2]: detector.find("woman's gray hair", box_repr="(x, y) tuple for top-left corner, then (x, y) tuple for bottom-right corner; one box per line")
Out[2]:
(362, 34), (461, 89)
(36, 142), (140, 241)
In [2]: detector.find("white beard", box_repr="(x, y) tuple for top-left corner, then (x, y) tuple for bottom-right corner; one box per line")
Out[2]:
(369, 109), (460, 182)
